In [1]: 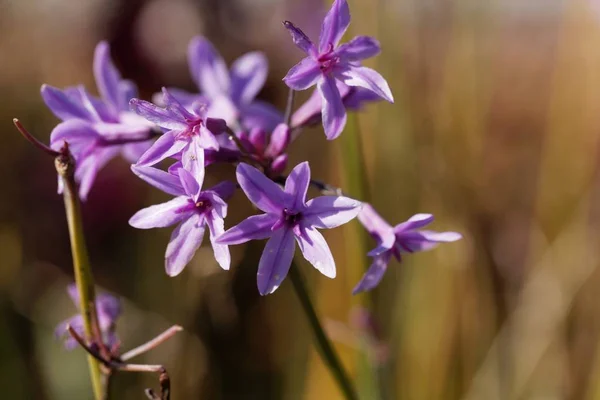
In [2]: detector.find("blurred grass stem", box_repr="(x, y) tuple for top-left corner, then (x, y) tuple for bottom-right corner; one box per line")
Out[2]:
(289, 263), (359, 400)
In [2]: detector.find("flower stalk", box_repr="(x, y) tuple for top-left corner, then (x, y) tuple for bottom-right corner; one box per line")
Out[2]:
(55, 144), (104, 400)
(289, 262), (359, 400)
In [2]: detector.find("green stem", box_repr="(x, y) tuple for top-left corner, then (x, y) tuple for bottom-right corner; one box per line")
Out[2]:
(55, 150), (104, 400)
(289, 263), (359, 400)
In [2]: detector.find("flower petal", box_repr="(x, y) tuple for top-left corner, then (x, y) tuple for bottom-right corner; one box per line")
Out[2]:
(283, 21), (317, 57)
(206, 214), (230, 270)
(96, 293), (122, 321)
(131, 165), (185, 196)
(93, 41), (124, 111)
(76, 147), (120, 200)
(208, 180), (236, 203)
(136, 131), (187, 167)
(129, 98), (186, 130)
(357, 204), (395, 249)
(304, 195), (362, 229)
(230, 51), (268, 105)
(336, 36), (381, 61)
(50, 120), (98, 150)
(236, 163), (288, 213)
(319, 0), (351, 51)
(352, 253), (392, 294)
(393, 213), (434, 234)
(129, 196), (192, 229)
(335, 65), (394, 103)
(241, 101), (284, 132)
(165, 214), (205, 276)
(283, 57), (321, 90)
(295, 227), (336, 278)
(218, 214), (278, 245)
(398, 230), (462, 253)
(187, 36), (230, 99)
(257, 227), (296, 295)
(181, 137), (207, 182)
(317, 75), (347, 139)
(152, 87), (204, 108)
(284, 161), (311, 210)
(178, 168), (202, 198)
(41, 84), (90, 121)
(162, 87), (196, 121)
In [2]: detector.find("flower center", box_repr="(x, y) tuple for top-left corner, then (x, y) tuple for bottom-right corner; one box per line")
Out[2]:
(194, 198), (212, 214)
(317, 44), (339, 74)
(283, 208), (303, 227)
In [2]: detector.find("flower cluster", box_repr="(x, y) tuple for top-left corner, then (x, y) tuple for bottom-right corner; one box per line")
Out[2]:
(38, 0), (460, 298)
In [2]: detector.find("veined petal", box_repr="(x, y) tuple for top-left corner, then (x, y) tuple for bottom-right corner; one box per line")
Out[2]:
(284, 161), (310, 210)
(93, 41), (123, 111)
(230, 51), (268, 105)
(50, 119), (98, 149)
(41, 84), (90, 121)
(236, 163), (288, 213)
(178, 168), (202, 198)
(129, 98), (186, 130)
(393, 213), (434, 234)
(187, 36), (230, 99)
(352, 252), (392, 294)
(317, 75), (347, 140)
(216, 214), (278, 245)
(257, 227), (296, 295)
(283, 57), (321, 91)
(319, 0), (351, 51)
(304, 195), (362, 229)
(129, 196), (192, 229)
(136, 131), (187, 167)
(358, 204), (395, 249)
(162, 87), (196, 121)
(335, 65), (394, 103)
(295, 227), (336, 278)
(336, 36), (381, 61)
(131, 165), (185, 196)
(165, 214), (205, 276)
(283, 21), (317, 57)
(182, 137), (207, 182)
(206, 215), (230, 270)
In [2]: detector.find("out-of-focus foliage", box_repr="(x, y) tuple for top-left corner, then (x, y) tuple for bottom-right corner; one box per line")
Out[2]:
(1, 0), (599, 398)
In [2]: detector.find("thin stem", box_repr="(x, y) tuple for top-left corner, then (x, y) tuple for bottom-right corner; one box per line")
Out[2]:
(284, 88), (295, 126)
(289, 263), (359, 400)
(121, 325), (183, 361)
(13, 119), (59, 156)
(57, 147), (104, 400)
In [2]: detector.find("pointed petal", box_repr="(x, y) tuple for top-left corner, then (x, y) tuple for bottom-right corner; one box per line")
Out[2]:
(206, 215), (230, 270)
(319, 0), (350, 51)
(181, 138), (206, 182)
(283, 57), (321, 90)
(131, 165), (185, 196)
(317, 75), (347, 139)
(283, 21), (317, 56)
(198, 125), (220, 150)
(187, 36), (230, 99)
(352, 253), (392, 295)
(178, 168), (202, 198)
(216, 214), (278, 245)
(398, 230), (462, 252)
(230, 52), (268, 105)
(358, 204), (395, 249)
(152, 87), (204, 108)
(295, 227), (336, 278)
(41, 84), (90, 121)
(93, 41), (124, 111)
(136, 131), (187, 167)
(335, 65), (393, 103)
(165, 214), (205, 276)
(393, 213), (434, 234)
(162, 87), (196, 121)
(236, 163), (288, 213)
(304, 195), (362, 229)
(50, 120), (98, 150)
(257, 228), (296, 295)
(284, 161), (311, 210)
(129, 98), (186, 130)
(129, 196), (192, 229)
(336, 36), (381, 61)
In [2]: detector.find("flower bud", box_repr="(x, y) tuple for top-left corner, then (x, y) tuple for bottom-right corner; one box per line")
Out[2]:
(270, 154), (288, 175)
(265, 123), (290, 157)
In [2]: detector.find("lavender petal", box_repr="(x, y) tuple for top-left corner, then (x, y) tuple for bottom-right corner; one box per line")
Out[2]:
(257, 227), (296, 295)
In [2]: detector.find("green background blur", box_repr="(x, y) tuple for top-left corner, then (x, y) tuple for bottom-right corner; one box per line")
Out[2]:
(2, 0), (599, 398)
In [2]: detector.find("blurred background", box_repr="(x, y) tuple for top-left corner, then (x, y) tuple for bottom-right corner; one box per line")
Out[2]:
(1, 0), (599, 398)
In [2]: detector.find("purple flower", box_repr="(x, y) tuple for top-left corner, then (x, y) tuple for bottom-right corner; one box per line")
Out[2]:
(238, 123), (291, 176)
(43, 41), (156, 199)
(131, 88), (227, 180)
(282, 0), (393, 139)
(156, 36), (281, 131)
(55, 283), (121, 350)
(129, 163), (235, 276)
(353, 204), (462, 294)
(216, 162), (362, 295)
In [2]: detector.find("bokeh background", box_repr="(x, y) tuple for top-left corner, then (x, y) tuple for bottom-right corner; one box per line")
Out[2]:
(2, 0), (599, 398)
